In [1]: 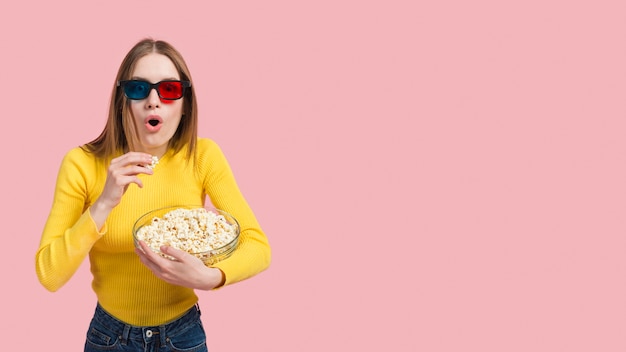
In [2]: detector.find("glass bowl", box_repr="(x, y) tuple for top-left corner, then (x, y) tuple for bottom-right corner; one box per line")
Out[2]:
(133, 205), (240, 265)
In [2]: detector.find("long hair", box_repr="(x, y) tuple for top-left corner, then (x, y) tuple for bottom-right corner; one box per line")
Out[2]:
(83, 38), (198, 161)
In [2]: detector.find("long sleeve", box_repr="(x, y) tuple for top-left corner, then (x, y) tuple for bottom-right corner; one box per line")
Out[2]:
(198, 139), (271, 286)
(35, 139), (271, 325)
(35, 148), (105, 292)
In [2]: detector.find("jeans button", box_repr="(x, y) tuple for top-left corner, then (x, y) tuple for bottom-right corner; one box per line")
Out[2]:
(146, 330), (153, 338)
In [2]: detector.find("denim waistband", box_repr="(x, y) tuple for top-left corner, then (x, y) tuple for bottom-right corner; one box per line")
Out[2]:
(93, 303), (201, 344)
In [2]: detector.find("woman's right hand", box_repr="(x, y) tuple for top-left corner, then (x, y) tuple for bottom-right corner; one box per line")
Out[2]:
(90, 152), (154, 229)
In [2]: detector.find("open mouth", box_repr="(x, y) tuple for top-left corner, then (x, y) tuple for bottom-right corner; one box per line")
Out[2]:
(144, 116), (163, 131)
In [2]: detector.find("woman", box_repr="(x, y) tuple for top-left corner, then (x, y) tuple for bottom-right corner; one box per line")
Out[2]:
(35, 38), (271, 351)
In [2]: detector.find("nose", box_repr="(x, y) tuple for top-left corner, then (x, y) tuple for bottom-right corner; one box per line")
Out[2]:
(145, 87), (161, 109)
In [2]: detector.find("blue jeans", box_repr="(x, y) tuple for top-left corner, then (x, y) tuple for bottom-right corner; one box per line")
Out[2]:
(84, 303), (207, 352)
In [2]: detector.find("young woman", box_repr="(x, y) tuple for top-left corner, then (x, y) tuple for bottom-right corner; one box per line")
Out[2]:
(36, 38), (271, 352)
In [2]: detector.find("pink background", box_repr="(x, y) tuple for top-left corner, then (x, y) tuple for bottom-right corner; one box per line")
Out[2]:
(2, 0), (625, 351)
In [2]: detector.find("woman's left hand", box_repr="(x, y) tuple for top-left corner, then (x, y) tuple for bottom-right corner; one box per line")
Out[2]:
(135, 241), (225, 290)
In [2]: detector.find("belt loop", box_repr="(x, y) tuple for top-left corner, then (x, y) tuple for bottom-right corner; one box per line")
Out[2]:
(195, 303), (201, 316)
(121, 324), (131, 346)
(159, 325), (167, 347)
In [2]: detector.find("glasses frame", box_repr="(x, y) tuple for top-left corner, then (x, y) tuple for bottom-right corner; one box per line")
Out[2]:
(117, 79), (192, 100)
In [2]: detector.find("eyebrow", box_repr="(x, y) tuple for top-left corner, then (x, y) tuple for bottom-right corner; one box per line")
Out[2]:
(130, 76), (181, 82)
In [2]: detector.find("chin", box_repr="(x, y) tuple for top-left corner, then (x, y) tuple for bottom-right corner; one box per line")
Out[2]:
(139, 140), (167, 151)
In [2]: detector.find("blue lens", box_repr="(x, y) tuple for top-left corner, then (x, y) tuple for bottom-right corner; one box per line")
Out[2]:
(124, 81), (151, 99)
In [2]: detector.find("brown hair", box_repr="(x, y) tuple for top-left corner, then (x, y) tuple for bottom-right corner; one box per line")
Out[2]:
(83, 38), (198, 161)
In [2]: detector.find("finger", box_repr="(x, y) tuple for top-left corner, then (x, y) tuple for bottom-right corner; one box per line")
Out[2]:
(113, 151), (153, 163)
(136, 243), (185, 284)
(160, 245), (193, 263)
(112, 164), (154, 177)
(137, 240), (161, 263)
(111, 175), (144, 189)
(135, 247), (151, 266)
(135, 243), (167, 275)
(135, 241), (152, 263)
(112, 152), (154, 168)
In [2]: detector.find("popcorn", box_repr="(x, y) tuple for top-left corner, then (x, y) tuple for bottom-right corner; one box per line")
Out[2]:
(146, 156), (159, 170)
(135, 208), (237, 261)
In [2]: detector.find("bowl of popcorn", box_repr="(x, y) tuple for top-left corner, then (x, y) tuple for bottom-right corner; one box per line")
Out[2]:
(133, 205), (240, 265)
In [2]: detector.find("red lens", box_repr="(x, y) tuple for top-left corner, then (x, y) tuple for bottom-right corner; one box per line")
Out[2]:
(157, 81), (183, 99)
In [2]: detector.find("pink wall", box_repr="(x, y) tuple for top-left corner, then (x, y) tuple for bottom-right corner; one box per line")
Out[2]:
(2, 0), (626, 351)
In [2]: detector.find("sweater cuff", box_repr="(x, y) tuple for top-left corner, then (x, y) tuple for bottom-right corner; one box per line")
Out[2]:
(87, 208), (108, 236)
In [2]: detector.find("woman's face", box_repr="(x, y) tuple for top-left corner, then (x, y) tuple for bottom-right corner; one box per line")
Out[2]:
(129, 53), (184, 157)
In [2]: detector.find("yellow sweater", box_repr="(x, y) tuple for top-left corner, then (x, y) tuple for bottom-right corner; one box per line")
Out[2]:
(36, 138), (271, 326)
